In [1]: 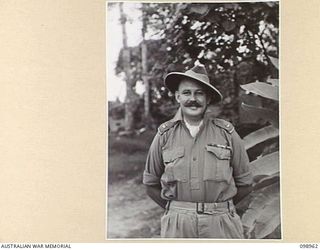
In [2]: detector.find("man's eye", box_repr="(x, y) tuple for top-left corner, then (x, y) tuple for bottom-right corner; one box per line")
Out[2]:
(196, 91), (205, 95)
(182, 91), (190, 95)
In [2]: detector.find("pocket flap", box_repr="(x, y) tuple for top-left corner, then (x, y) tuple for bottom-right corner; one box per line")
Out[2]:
(163, 147), (185, 163)
(206, 145), (231, 160)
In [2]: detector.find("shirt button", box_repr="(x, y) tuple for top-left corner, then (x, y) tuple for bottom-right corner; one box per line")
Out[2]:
(193, 157), (197, 161)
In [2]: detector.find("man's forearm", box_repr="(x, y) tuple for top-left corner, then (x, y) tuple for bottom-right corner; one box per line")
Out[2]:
(146, 185), (167, 209)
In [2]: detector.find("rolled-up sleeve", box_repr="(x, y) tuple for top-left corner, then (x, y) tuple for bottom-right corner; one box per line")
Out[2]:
(231, 130), (253, 187)
(143, 132), (165, 186)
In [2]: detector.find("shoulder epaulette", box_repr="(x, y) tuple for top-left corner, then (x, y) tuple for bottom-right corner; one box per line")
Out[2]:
(213, 118), (235, 134)
(158, 121), (175, 135)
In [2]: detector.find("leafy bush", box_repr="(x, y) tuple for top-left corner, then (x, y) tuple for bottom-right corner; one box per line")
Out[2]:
(236, 56), (280, 239)
(115, 2), (279, 124)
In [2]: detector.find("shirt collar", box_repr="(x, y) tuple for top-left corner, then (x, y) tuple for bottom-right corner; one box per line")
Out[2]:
(171, 108), (183, 123)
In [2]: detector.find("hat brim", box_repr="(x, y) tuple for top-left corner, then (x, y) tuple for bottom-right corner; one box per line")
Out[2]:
(164, 72), (223, 104)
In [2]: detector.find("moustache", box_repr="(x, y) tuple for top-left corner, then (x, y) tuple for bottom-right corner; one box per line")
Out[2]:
(183, 101), (203, 108)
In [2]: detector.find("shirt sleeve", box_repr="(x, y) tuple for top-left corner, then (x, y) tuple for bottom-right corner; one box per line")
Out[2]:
(143, 132), (165, 186)
(230, 130), (253, 187)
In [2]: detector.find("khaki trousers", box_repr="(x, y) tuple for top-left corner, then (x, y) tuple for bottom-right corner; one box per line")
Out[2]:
(161, 201), (244, 238)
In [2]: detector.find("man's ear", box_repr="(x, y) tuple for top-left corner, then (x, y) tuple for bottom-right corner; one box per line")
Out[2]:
(175, 91), (180, 103)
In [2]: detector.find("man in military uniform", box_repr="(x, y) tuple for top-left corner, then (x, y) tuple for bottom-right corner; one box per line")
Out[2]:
(143, 64), (253, 238)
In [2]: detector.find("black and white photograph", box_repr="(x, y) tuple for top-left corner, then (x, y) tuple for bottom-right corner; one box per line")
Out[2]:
(107, 1), (280, 239)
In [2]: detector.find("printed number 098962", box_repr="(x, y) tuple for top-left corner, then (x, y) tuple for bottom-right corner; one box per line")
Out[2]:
(300, 244), (318, 248)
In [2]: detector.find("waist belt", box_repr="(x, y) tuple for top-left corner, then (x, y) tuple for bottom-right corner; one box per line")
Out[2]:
(168, 200), (235, 215)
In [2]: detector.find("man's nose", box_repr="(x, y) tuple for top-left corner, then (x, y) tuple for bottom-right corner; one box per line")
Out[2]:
(189, 93), (196, 100)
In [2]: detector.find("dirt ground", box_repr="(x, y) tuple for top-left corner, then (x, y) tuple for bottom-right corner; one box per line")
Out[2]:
(107, 177), (164, 239)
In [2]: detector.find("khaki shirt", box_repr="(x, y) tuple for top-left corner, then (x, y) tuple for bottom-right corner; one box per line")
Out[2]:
(143, 109), (253, 203)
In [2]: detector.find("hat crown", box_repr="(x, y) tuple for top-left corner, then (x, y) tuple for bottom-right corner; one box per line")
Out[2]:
(188, 64), (208, 76)
(185, 64), (210, 84)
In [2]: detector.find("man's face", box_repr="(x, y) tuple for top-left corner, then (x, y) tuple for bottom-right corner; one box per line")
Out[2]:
(175, 78), (211, 121)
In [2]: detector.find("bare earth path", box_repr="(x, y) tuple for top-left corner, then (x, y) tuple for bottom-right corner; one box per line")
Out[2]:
(107, 177), (163, 238)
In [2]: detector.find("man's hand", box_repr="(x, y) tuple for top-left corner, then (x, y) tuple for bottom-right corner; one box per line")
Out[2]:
(146, 185), (167, 209)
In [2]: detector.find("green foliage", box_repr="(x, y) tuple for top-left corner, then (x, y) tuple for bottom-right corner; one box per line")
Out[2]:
(241, 82), (279, 101)
(241, 102), (279, 128)
(243, 125), (278, 150)
(115, 2), (279, 124)
(108, 131), (157, 182)
(113, 3), (280, 238)
(237, 54), (280, 239)
(269, 56), (279, 69)
(108, 130), (156, 155)
(241, 182), (280, 239)
(250, 152), (279, 177)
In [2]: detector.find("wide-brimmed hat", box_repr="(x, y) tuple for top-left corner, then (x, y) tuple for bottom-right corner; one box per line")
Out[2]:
(164, 64), (223, 104)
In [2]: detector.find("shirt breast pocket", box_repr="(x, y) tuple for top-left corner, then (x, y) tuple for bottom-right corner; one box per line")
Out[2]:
(204, 144), (232, 182)
(162, 147), (187, 182)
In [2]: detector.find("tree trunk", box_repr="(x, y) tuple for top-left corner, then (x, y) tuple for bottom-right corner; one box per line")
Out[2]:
(141, 47), (150, 126)
(119, 2), (134, 132)
(141, 8), (150, 126)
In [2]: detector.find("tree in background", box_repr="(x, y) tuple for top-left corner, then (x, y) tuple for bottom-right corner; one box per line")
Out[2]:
(116, 2), (278, 126)
(111, 2), (281, 238)
(114, 2), (281, 238)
